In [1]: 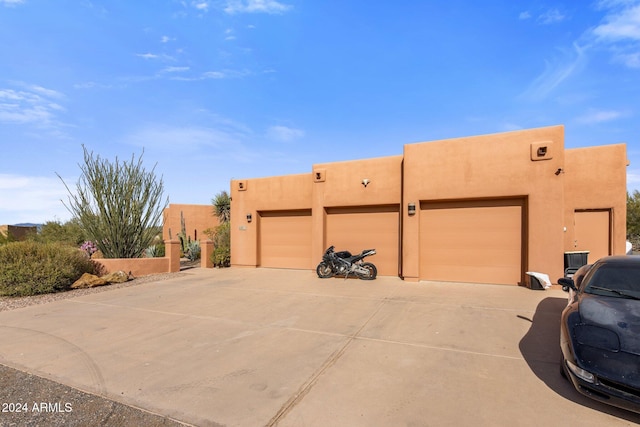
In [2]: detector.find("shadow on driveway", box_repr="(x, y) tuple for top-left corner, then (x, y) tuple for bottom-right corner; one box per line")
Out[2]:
(519, 296), (640, 423)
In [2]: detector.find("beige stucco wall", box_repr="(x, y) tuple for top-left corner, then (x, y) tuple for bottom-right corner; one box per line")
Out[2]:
(229, 124), (626, 285)
(231, 174), (313, 267)
(402, 125), (567, 282)
(163, 203), (219, 243)
(311, 155), (403, 263)
(563, 144), (627, 256)
(230, 156), (403, 269)
(93, 240), (181, 276)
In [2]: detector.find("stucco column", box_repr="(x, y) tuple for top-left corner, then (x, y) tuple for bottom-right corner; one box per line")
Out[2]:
(201, 239), (214, 268)
(166, 239), (181, 272)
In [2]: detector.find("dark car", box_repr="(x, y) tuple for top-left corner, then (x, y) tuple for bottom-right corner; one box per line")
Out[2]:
(558, 256), (640, 414)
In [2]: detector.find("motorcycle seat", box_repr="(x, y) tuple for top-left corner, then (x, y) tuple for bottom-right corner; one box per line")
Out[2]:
(335, 251), (352, 258)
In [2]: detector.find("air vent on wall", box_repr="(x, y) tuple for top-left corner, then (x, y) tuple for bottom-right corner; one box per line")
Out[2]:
(531, 141), (553, 161)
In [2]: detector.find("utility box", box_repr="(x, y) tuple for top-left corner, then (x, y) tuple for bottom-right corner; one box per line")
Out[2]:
(564, 251), (589, 277)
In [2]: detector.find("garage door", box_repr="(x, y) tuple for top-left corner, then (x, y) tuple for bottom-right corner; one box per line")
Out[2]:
(259, 210), (312, 269)
(420, 199), (524, 285)
(574, 210), (611, 263)
(325, 205), (399, 276)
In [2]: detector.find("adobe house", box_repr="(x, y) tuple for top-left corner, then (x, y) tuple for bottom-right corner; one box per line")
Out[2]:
(228, 125), (627, 285)
(0, 224), (37, 241)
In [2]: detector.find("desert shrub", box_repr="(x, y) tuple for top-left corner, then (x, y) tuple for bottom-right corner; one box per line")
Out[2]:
(28, 219), (87, 246)
(185, 240), (201, 261)
(144, 243), (165, 258)
(0, 231), (13, 246)
(210, 222), (230, 267)
(59, 146), (168, 258)
(0, 241), (97, 297)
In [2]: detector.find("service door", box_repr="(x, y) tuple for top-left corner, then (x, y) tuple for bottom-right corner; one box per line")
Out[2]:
(258, 210), (312, 269)
(325, 205), (400, 276)
(420, 199), (525, 285)
(574, 210), (611, 263)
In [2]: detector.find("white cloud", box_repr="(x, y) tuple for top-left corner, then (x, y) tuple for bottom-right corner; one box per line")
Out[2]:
(593, 3), (640, 40)
(575, 109), (629, 124)
(73, 81), (115, 89)
(520, 43), (587, 101)
(123, 125), (241, 152)
(538, 8), (566, 25)
(0, 0), (25, 6)
(224, 0), (291, 15)
(267, 125), (304, 142)
(615, 51), (640, 67)
(0, 86), (66, 127)
(160, 35), (175, 43)
(202, 71), (227, 79)
(136, 53), (159, 60)
(161, 66), (190, 73)
(225, 28), (236, 40)
(0, 174), (74, 224)
(193, 1), (209, 11)
(519, 11), (531, 20)
(627, 169), (640, 192)
(590, 1), (640, 68)
(29, 85), (63, 99)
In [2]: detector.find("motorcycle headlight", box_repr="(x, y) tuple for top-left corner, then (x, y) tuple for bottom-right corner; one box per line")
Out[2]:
(573, 324), (620, 352)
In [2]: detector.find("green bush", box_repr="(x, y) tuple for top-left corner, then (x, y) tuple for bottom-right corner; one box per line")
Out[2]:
(0, 241), (97, 297)
(0, 232), (13, 246)
(144, 242), (165, 258)
(27, 219), (87, 247)
(210, 222), (230, 267)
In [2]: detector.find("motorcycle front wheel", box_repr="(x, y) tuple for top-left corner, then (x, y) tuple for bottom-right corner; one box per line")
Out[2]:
(316, 262), (334, 278)
(357, 262), (377, 280)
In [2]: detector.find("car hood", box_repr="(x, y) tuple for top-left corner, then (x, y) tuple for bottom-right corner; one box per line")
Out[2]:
(579, 294), (640, 355)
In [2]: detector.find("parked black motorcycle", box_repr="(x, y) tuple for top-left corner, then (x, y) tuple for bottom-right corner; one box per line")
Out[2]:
(316, 246), (377, 280)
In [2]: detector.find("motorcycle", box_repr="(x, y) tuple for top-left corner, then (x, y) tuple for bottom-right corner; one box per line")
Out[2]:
(316, 246), (377, 280)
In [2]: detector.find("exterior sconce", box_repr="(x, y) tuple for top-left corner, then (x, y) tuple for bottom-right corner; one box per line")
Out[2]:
(555, 168), (563, 175)
(408, 203), (416, 216)
(362, 178), (370, 188)
(246, 213), (252, 223)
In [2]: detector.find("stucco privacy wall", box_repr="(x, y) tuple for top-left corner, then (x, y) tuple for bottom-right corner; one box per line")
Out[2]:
(163, 204), (218, 243)
(563, 144), (627, 258)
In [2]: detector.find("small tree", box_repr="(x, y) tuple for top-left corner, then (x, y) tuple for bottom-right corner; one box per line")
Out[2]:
(59, 146), (169, 258)
(627, 190), (640, 250)
(210, 190), (231, 267)
(212, 191), (231, 223)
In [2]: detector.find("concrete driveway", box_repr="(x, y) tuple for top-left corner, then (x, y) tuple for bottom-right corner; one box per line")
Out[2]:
(0, 268), (638, 426)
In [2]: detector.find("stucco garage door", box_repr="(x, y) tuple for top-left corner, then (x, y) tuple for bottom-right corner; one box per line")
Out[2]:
(325, 205), (399, 276)
(419, 199), (524, 285)
(259, 210), (312, 269)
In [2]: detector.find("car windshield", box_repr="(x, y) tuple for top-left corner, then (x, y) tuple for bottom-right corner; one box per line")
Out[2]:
(584, 263), (640, 299)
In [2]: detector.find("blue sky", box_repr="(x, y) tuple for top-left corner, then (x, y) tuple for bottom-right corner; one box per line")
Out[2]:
(1, 0), (639, 224)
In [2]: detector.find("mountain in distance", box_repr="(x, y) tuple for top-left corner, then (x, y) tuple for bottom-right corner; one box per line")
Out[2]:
(14, 223), (42, 228)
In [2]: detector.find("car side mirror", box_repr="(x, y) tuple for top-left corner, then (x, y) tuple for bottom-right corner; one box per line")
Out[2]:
(558, 277), (577, 292)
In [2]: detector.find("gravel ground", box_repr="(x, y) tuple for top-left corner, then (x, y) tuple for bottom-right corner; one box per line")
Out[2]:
(0, 271), (193, 427)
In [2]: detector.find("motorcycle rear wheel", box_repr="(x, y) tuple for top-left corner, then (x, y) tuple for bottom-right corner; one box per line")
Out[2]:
(316, 262), (334, 278)
(357, 262), (377, 280)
